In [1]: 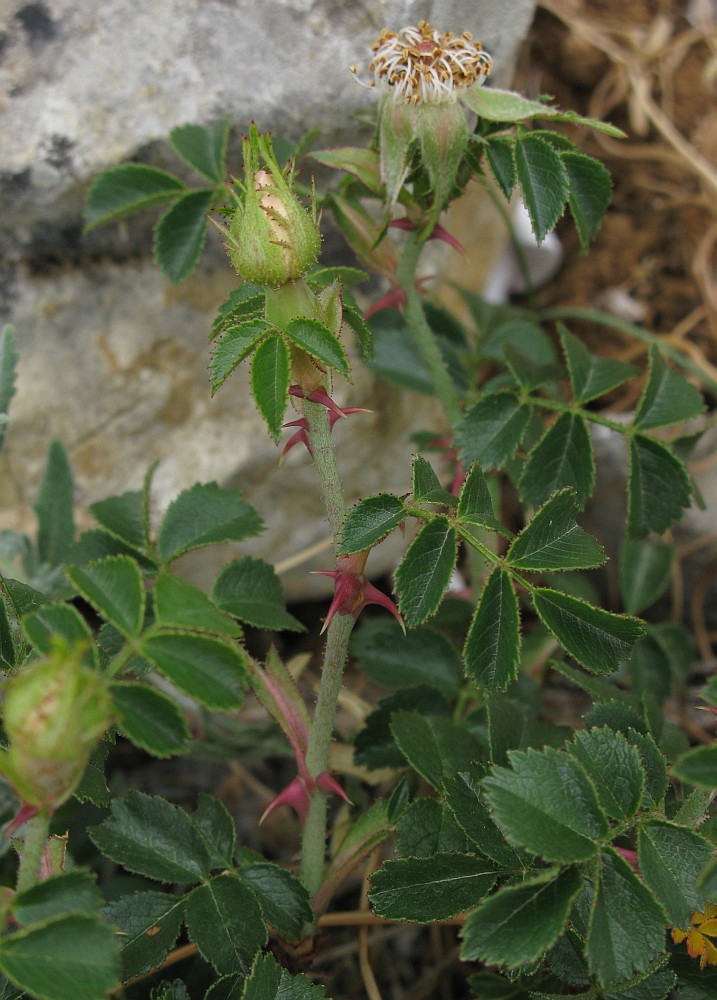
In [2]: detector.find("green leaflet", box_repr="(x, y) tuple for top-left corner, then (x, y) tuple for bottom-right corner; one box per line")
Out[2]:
(395, 798), (467, 857)
(634, 346), (704, 430)
(463, 566), (521, 692)
(12, 871), (101, 926)
(351, 617), (462, 695)
(391, 711), (481, 792)
(169, 117), (230, 182)
(84, 163), (184, 230)
(483, 746), (608, 862)
(532, 588), (644, 674)
(456, 463), (505, 534)
(90, 489), (147, 552)
(561, 151), (612, 252)
(514, 134), (569, 244)
(506, 488), (606, 572)
(140, 631), (247, 711)
(238, 862), (313, 942)
(22, 603), (96, 667)
(461, 85), (625, 137)
(0, 326), (18, 449)
(618, 539), (674, 615)
(637, 822), (713, 927)
(353, 686), (451, 771)
(395, 517), (457, 627)
(369, 853), (498, 922)
(284, 318), (350, 376)
(110, 681), (190, 758)
(211, 556), (304, 632)
(157, 482), (264, 562)
(672, 742), (717, 789)
(104, 890), (185, 981)
(443, 764), (526, 870)
(194, 794), (236, 870)
(185, 875), (266, 975)
(559, 324), (637, 404)
(627, 435), (692, 538)
(455, 392), (530, 471)
(0, 914), (120, 1000)
(586, 848), (667, 988)
(520, 412), (595, 508)
(569, 727), (644, 820)
(411, 454), (457, 506)
(89, 790), (211, 884)
(154, 572), (243, 636)
(461, 867), (582, 967)
(239, 953), (328, 1000)
(154, 189), (214, 285)
(339, 493), (407, 553)
(66, 556), (144, 637)
(210, 319), (275, 394)
(485, 136), (516, 199)
(34, 439), (75, 568)
(250, 334), (290, 441)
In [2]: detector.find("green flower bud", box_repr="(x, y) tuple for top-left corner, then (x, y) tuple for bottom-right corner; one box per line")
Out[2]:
(0, 644), (112, 809)
(227, 126), (321, 287)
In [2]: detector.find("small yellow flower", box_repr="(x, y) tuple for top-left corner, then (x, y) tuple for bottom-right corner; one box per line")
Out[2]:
(672, 902), (717, 969)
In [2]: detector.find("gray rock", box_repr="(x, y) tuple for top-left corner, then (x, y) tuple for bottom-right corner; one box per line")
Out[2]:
(0, 0), (537, 596)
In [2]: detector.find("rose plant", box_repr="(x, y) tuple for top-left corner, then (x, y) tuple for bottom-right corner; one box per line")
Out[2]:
(0, 20), (715, 1000)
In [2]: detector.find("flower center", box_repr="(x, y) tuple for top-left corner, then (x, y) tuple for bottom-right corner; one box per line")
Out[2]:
(362, 20), (492, 104)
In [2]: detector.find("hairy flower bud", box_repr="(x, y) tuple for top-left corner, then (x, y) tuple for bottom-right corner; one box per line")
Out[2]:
(355, 21), (492, 229)
(227, 126), (321, 287)
(0, 644), (112, 809)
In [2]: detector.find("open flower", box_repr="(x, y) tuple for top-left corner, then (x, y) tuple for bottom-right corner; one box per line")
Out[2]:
(353, 21), (492, 229)
(672, 902), (717, 969)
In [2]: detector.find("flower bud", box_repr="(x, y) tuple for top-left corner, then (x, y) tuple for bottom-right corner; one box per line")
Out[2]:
(0, 644), (112, 809)
(357, 22), (492, 226)
(227, 126), (321, 287)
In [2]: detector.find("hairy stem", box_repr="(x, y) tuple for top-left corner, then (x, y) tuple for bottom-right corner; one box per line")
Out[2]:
(304, 399), (346, 542)
(299, 400), (354, 901)
(398, 231), (462, 428)
(300, 613), (355, 899)
(16, 809), (50, 893)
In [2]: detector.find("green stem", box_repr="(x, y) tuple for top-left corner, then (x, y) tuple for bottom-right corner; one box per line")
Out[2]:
(16, 809), (50, 893)
(303, 399), (345, 544)
(398, 232), (462, 428)
(298, 400), (355, 902)
(300, 613), (355, 898)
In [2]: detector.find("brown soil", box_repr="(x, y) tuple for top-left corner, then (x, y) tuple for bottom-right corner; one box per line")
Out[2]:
(518, 0), (717, 394)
